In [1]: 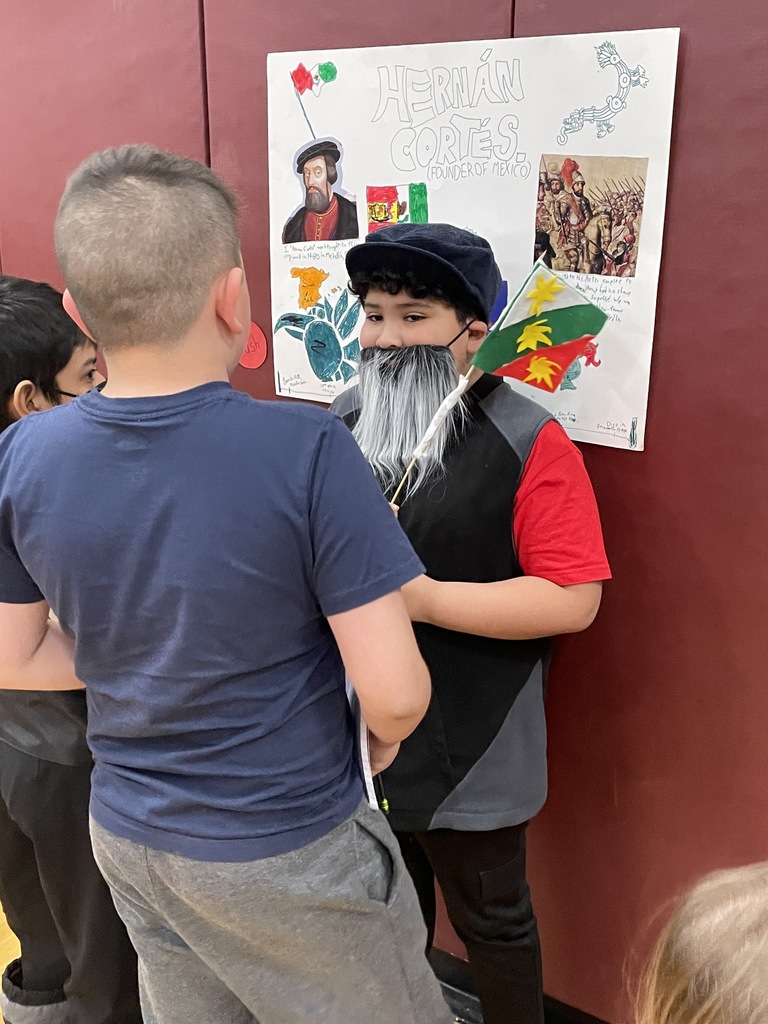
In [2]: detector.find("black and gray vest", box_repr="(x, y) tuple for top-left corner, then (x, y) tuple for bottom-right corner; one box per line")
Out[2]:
(332, 374), (554, 832)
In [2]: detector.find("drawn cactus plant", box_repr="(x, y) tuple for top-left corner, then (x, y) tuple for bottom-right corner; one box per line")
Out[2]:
(274, 289), (361, 384)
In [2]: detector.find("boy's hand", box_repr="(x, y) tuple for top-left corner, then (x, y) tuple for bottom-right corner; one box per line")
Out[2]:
(369, 734), (400, 775)
(389, 503), (399, 517)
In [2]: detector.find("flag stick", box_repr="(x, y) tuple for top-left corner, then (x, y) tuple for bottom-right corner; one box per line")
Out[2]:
(390, 457), (417, 506)
(293, 86), (316, 139)
(390, 364), (483, 505)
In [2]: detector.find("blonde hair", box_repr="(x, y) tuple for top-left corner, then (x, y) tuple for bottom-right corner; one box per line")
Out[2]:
(636, 863), (768, 1024)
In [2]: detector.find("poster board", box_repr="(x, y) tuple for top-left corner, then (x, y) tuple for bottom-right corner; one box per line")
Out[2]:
(268, 28), (679, 450)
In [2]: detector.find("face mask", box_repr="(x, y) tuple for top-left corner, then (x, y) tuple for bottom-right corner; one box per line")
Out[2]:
(446, 321), (474, 348)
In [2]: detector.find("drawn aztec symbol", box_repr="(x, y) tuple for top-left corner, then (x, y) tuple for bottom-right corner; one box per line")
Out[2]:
(366, 184), (429, 232)
(557, 41), (649, 145)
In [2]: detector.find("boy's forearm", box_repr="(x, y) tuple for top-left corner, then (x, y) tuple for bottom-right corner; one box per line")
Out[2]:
(360, 658), (431, 744)
(403, 575), (602, 640)
(0, 619), (82, 691)
(329, 590), (432, 744)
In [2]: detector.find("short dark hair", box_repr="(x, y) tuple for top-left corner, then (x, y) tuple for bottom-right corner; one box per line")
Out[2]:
(324, 156), (339, 187)
(348, 267), (484, 324)
(0, 275), (85, 434)
(55, 144), (241, 351)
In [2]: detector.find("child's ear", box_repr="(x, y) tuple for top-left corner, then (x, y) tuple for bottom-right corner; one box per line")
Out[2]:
(214, 267), (247, 337)
(62, 289), (95, 340)
(10, 380), (51, 420)
(466, 320), (489, 357)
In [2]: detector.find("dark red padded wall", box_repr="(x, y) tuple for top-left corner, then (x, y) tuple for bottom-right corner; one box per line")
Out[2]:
(0, 0), (207, 285)
(1, 4), (764, 1021)
(203, 0), (514, 399)
(512, 3), (768, 1021)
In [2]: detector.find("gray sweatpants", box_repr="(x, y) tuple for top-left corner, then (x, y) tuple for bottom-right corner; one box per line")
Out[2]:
(90, 802), (452, 1024)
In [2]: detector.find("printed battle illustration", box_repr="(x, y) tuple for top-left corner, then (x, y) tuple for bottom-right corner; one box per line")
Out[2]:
(534, 154), (648, 278)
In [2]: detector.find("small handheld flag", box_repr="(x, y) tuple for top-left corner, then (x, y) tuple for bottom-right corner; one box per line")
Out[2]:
(389, 262), (608, 505)
(471, 262), (608, 391)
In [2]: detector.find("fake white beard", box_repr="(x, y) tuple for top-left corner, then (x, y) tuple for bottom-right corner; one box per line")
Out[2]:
(352, 345), (469, 499)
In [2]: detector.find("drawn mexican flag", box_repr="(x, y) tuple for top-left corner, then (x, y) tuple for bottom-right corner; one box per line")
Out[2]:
(471, 263), (608, 391)
(290, 61), (338, 96)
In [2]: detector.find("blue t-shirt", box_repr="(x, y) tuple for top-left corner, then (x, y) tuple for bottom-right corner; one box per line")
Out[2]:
(0, 382), (423, 861)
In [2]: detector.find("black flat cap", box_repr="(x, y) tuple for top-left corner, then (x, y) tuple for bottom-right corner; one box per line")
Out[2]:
(346, 223), (502, 322)
(296, 140), (341, 173)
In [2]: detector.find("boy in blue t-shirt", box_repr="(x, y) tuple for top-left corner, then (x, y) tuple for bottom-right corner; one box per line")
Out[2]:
(0, 147), (453, 1024)
(0, 276), (140, 1024)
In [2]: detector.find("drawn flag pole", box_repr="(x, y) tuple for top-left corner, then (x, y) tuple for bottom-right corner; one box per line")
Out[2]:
(390, 261), (609, 505)
(289, 60), (338, 140)
(292, 85), (316, 140)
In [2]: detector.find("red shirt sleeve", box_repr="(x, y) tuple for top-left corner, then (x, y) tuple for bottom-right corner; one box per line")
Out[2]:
(513, 420), (611, 586)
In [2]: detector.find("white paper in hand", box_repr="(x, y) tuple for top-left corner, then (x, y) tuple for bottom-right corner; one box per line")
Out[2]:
(345, 679), (378, 809)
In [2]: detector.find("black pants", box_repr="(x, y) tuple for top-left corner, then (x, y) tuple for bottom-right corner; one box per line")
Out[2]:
(397, 823), (544, 1024)
(0, 742), (141, 1024)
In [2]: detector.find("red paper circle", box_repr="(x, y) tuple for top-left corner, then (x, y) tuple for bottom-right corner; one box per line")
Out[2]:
(239, 323), (268, 370)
